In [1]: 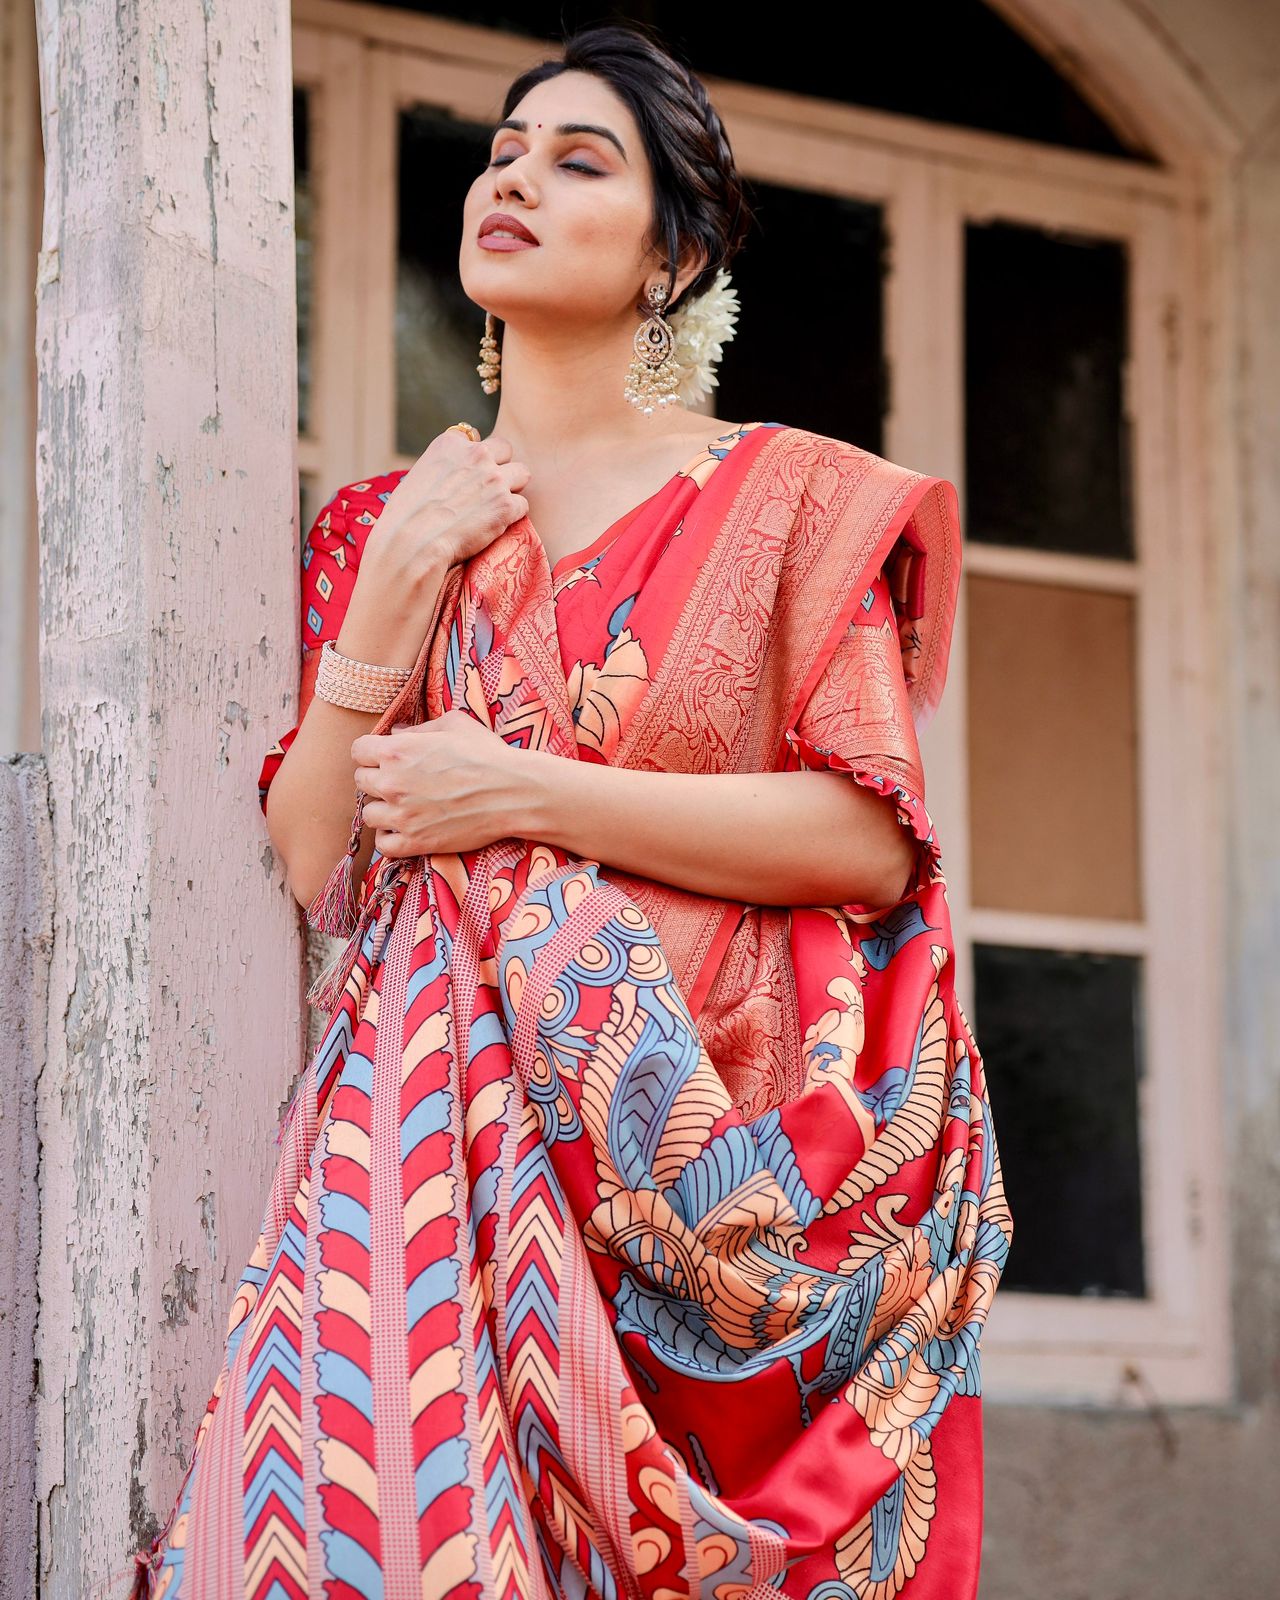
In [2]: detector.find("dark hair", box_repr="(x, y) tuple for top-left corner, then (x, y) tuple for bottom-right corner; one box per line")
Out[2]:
(499, 22), (754, 313)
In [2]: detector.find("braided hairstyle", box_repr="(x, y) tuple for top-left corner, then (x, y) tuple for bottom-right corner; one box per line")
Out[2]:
(499, 22), (754, 313)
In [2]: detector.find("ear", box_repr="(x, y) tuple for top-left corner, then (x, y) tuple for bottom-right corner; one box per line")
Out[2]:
(669, 242), (710, 311)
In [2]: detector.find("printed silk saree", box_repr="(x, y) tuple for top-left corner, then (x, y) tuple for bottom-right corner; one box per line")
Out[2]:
(126, 420), (1013, 1600)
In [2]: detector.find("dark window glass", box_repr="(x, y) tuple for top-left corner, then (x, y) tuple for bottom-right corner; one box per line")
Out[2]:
(294, 88), (314, 437)
(975, 942), (1145, 1298)
(714, 181), (885, 451)
(397, 104), (499, 456)
(370, 1), (1154, 162)
(965, 220), (1133, 558)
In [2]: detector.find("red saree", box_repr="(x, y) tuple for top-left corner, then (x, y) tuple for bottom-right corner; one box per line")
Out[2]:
(128, 421), (1012, 1600)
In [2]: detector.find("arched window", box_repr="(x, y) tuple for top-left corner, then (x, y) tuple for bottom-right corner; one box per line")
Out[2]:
(289, 0), (1225, 1405)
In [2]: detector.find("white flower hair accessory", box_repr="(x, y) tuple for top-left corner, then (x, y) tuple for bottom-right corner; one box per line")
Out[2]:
(667, 268), (740, 405)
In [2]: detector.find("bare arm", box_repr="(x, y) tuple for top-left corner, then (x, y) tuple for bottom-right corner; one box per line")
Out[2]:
(264, 430), (530, 908)
(263, 541), (453, 907)
(516, 751), (918, 909)
(353, 713), (920, 911)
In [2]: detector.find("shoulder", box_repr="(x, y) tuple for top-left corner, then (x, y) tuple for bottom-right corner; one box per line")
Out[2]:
(770, 425), (936, 492)
(304, 467), (409, 561)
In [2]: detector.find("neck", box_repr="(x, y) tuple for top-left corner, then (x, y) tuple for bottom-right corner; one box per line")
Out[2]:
(488, 312), (694, 471)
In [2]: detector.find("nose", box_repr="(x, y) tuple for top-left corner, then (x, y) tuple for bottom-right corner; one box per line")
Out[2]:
(492, 154), (536, 208)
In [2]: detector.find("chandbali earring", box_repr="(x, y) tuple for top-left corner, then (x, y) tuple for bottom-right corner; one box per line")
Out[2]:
(477, 310), (501, 394)
(624, 280), (679, 416)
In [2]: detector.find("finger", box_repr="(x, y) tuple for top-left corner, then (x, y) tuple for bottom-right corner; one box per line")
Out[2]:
(483, 432), (513, 463)
(361, 799), (394, 829)
(351, 731), (396, 763)
(353, 768), (386, 796)
(375, 828), (407, 858)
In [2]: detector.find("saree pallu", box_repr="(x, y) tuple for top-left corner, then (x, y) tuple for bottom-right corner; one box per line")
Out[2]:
(128, 422), (1013, 1600)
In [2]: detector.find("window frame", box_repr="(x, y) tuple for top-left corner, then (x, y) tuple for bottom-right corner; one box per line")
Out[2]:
(290, 1), (1228, 1407)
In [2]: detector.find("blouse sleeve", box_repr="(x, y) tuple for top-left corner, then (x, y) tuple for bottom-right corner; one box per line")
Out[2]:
(781, 564), (943, 907)
(257, 472), (406, 814)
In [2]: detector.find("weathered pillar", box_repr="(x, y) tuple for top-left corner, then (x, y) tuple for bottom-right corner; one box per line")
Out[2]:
(1229, 122), (1280, 1406)
(0, 757), (53, 1600)
(32, 3), (304, 1591)
(0, 0), (42, 755)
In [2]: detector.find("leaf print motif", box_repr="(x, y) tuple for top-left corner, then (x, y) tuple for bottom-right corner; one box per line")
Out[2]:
(564, 625), (651, 762)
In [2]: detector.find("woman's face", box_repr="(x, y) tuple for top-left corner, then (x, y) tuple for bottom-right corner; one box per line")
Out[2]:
(460, 70), (697, 332)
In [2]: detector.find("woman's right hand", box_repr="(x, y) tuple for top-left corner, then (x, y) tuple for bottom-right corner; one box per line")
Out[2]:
(373, 427), (530, 576)
(336, 429), (530, 664)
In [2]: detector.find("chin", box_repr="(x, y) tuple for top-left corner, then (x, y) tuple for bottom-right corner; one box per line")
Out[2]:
(463, 281), (569, 329)
(461, 261), (543, 310)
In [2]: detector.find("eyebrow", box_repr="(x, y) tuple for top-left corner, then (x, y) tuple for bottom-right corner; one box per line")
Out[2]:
(492, 119), (628, 163)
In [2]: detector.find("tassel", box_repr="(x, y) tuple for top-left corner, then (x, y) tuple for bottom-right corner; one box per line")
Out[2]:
(127, 1546), (158, 1599)
(82, 1547), (157, 1600)
(305, 897), (373, 1014)
(305, 859), (407, 1014)
(304, 790), (367, 938)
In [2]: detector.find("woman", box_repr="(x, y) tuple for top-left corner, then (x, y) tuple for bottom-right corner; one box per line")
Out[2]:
(125, 22), (1011, 1600)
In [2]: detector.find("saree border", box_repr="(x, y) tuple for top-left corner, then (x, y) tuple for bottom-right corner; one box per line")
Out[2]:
(780, 472), (961, 754)
(602, 428), (962, 1020)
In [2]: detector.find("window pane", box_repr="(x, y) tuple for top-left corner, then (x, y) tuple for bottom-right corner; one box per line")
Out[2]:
(967, 574), (1141, 920)
(295, 88), (314, 438)
(714, 181), (885, 454)
(975, 943), (1145, 1298)
(397, 104), (498, 457)
(965, 220), (1133, 558)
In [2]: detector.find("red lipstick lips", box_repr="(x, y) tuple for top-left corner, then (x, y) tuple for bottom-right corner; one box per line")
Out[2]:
(478, 212), (540, 249)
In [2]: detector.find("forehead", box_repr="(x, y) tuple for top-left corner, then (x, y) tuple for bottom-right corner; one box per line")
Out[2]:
(505, 70), (640, 147)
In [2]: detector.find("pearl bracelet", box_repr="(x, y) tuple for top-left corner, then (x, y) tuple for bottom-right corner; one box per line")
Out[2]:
(315, 638), (413, 714)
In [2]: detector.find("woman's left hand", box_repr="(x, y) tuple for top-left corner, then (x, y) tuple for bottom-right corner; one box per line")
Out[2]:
(352, 710), (536, 858)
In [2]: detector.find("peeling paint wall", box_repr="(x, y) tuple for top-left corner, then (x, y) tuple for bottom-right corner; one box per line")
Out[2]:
(0, 0), (42, 756)
(0, 758), (53, 1600)
(31, 3), (305, 1592)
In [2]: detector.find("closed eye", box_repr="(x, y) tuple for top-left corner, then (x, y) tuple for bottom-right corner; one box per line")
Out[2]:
(489, 156), (602, 176)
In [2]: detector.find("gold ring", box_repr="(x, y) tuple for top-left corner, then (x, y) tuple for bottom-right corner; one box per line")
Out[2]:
(446, 422), (481, 442)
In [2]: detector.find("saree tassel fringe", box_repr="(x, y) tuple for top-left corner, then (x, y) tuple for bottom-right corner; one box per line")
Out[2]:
(304, 857), (406, 1015)
(302, 793), (367, 939)
(127, 1548), (157, 1600)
